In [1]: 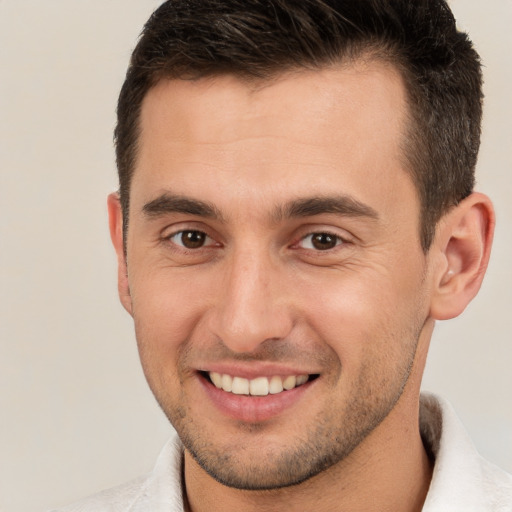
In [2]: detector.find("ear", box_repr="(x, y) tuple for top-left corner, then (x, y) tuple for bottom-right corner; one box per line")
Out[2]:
(429, 192), (495, 320)
(107, 192), (133, 316)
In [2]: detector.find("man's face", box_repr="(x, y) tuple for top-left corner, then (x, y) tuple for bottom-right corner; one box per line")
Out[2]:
(117, 62), (434, 489)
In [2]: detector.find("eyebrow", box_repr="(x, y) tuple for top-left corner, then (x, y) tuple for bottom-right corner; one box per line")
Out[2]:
(143, 193), (224, 220)
(275, 195), (379, 222)
(142, 192), (378, 223)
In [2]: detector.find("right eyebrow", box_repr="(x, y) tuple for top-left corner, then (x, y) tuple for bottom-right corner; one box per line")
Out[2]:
(142, 193), (224, 221)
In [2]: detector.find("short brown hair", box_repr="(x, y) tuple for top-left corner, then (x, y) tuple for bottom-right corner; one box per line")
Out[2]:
(115, 0), (483, 251)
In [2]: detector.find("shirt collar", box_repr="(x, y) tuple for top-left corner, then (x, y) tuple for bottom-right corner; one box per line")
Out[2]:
(132, 393), (508, 511)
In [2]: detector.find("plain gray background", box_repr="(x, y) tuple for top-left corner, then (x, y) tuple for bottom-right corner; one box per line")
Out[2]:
(1, 1), (511, 511)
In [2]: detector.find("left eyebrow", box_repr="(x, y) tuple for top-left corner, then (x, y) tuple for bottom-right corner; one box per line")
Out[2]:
(274, 195), (379, 222)
(142, 193), (224, 221)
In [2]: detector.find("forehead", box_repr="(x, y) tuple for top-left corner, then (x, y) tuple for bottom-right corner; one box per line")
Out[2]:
(133, 61), (416, 222)
(139, 60), (407, 149)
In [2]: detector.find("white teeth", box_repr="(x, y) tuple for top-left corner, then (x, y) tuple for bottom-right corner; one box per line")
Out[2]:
(249, 377), (269, 396)
(210, 372), (222, 388)
(221, 374), (233, 392)
(296, 374), (308, 386)
(269, 375), (284, 394)
(208, 372), (310, 396)
(282, 375), (296, 390)
(232, 376), (250, 395)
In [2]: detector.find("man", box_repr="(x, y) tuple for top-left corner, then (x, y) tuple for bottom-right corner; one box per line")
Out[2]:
(55, 0), (512, 510)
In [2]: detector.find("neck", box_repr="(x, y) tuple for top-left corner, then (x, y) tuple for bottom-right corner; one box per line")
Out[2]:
(183, 393), (433, 512)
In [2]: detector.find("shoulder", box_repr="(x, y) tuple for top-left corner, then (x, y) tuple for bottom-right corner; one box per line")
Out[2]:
(479, 457), (512, 512)
(420, 392), (512, 512)
(48, 476), (148, 512)
(48, 434), (185, 512)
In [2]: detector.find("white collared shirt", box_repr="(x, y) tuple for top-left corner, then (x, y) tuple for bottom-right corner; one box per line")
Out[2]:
(52, 393), (512, 511)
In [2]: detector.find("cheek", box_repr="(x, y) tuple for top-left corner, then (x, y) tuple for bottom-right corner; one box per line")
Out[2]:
(295, 265), (426, 369)
(129, 269), (214, 381)
(130, 261), (214, 333)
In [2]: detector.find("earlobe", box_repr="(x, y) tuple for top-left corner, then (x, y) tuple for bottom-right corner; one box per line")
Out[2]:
(107, 193), (133, 316)
(429, 193), (495, 320)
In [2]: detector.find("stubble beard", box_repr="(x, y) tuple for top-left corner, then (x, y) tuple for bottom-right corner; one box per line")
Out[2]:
(149, 330), (421, 492)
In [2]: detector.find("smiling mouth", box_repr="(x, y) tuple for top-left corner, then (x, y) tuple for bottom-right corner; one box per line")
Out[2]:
(203, 372), (319, 396)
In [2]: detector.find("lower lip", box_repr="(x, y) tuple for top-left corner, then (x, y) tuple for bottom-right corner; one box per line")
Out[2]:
(198, 374), (316, 423)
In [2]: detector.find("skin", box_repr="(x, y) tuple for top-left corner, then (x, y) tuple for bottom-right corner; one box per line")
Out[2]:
(109, 61), (494, 512)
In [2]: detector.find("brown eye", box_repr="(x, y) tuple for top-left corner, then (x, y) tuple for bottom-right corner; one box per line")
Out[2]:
(170, 230), (211, 249)
(300, 232), (342, 251)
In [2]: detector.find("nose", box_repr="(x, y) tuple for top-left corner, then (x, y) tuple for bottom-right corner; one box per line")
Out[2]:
(208, 248), (294, 353)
